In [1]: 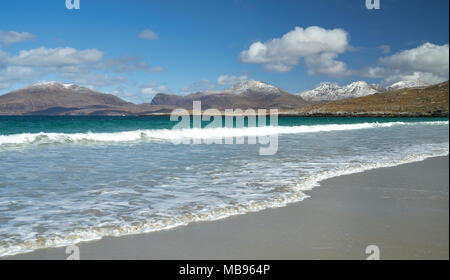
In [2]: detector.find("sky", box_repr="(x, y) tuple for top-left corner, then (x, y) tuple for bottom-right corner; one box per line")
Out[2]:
(0, 0), (449, 103)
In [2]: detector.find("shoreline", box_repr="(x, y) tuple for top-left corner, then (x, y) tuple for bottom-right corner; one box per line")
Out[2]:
(3, 155), (448, 260)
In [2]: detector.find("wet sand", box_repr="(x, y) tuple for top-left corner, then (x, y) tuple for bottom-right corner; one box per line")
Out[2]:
(4, 156), (449, 260)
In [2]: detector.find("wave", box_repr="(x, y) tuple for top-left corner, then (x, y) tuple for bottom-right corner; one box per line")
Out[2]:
(0, 146), (448, 257)
(0, 121), (448, 147)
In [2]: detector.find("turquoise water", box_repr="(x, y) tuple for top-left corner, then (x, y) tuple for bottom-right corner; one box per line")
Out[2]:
(0, 116), (448, 256)
(0, 116), (445, 134)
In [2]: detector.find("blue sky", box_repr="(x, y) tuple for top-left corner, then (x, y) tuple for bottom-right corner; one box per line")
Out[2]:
(0, 0), (448, 103)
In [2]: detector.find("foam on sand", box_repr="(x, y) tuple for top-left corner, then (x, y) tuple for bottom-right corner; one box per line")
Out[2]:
(0, 146), (447, 257)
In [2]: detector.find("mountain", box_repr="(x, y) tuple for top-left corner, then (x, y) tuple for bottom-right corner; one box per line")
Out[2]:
(297, 81), (385, 102)
(387, 80), (430, 90)
(295, 81), (449, 117)
(0, 82), (159, 115)
(2, 80), (446, 116)
(151, 80), (309, 110)
(0, 80), (309, 115)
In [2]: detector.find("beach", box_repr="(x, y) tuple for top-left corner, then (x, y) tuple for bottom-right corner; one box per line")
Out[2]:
(5, 156), (448, 260)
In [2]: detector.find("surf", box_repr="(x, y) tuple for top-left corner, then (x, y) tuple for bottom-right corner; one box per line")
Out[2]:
(0, 120), (447, 147)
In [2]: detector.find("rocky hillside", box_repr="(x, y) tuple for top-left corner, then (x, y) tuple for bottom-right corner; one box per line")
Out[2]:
(295, 81), (449, 117)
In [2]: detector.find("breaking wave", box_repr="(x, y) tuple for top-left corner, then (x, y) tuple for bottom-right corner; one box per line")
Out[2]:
(0, 121), (447, 147)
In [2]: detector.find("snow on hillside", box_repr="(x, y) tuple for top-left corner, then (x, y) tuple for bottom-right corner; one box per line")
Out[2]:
(23, 82), (91, 92)
(387, 80), (430, 90)
(194, 80), (281, 96)
(297, 81), (383, 101)
(224, 80), (280, 95)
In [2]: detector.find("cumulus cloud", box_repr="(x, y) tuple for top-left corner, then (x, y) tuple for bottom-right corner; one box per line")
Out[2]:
(362, 42), (449, 84)
(304, 52), (351, 77)
(10, 47), (103, 67)
(217, 74), (248, 85)
(240, 26), (350, 75)
(0, 44), (168, 92)
(379, 42), (448, 75)
(0, 30), (35, 46)
(138, 29), (159, 40)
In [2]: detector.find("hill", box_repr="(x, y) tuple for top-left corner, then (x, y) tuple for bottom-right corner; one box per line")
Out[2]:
(0, 82), (161, 115)
(294, 81), (449, 117)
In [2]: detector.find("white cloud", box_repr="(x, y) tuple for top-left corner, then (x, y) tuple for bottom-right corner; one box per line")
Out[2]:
(304, 52), (351, 77)
(0, 37), (173, 94)
(240, 26), (350, 74)
(217, 74), (248, 85)
(0, 66), (34, 79)
(0, 30), (35, 46)
(379, 42), (448, 75)
(0, 66), (36, 90)
(362, 42), (449, 84)
(0, 44), (169, 93)
(384, 72), (445, 85)
(138, 29), (159, 40)
(10, 47), (104, 67)
(140, 88), (157, 95)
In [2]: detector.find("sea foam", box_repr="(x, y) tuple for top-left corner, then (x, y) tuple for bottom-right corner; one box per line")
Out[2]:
(0, 121), (447, 147)
(0, 146), (447, 258)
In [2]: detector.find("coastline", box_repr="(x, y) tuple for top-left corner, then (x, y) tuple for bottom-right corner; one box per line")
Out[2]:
(4, 155), (448, 260)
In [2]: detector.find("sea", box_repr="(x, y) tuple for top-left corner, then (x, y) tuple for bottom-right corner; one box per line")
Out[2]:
(0, 116), (448, 257)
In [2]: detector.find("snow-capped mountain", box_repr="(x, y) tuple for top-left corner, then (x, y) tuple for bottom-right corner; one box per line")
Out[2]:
(33, 81), (76, 88)
(387, 80), (430, 90)
(224, 80), (281, 95)
(21, 81), (90, 92)
(198, 80), (281, 97)
(297, 81), (384, 102)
